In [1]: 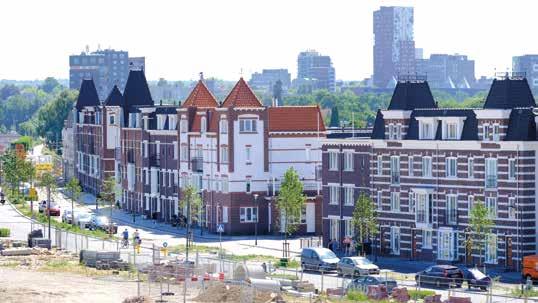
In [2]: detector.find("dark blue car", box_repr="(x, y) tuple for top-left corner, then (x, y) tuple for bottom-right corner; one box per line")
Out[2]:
(461, 267), (491, 291)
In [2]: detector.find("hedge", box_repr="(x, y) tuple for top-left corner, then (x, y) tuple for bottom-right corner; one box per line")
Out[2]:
(0, 227), (11, 237)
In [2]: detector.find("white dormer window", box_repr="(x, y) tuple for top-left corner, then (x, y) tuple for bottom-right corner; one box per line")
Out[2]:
(168, 115), (177, 130)
(492, 124), (500, 141)
(396, 124), (401, 140)
(220, 119), (228, 134)
(201, 116), (207, 133)
(483, 123), (489, 141)
(109, 114), (115, 125)
(180, 119), (188, 133)
(388, 123), (397, 140)
(157, 115), (166, 130)
(419, 121), (434, 140)
(445, 123), (458, 140)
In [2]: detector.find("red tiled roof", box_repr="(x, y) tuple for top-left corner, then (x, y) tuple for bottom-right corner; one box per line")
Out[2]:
(190, 109), (220, 133)
(222, 78), (263, 108)
(182, 80), (219, 108)
(268, 106), (326, 132)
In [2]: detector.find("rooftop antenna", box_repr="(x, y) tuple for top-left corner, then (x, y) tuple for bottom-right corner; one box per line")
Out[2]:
(85, 45), (90, 54)
(199, 72), (204, 81)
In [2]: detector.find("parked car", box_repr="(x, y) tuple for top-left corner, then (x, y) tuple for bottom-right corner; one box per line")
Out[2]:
(89, 216), (118, 234)
(347, 276), (398, 294)
(74, 213), (93, 229)
(337, 256), (380, 277)
(415, 265), (463, 288)
(38, 200), (47, 213)
(62, 210), (75, 224)
(45, 204), (61, 216)
(38, 200), (60, 216)
(461, 267), (491, 291)
(300, 247), (340, 272)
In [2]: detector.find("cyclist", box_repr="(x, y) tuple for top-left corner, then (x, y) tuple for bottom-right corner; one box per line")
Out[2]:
(121, 228), (129, 248)
(133, 229), (140, 244)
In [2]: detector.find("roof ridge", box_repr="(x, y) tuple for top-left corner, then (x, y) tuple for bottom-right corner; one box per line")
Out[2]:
(222, 78), (263, 108)
(182, 80), (219, 108)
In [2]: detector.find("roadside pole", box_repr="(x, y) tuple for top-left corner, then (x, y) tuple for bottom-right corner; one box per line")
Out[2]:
(217, 224), (224, 271)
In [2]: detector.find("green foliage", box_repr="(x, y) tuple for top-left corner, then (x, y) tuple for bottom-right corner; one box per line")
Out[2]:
(98, 177), (116, 205)
(40, 77), (60, 93)
(408, 289), (436, 300)
(12, 136), (33, 151)
(351, 193), (378, 248)
(329, 107), (340, 127)
(469, 200), (494, 265)
(66, 177), (82, 224)
(0, 150), (35, 193)
(0, 84), (20, 100)
(276, 167), (306, 236)
(0, 228), (11, 237)
(179, 185), (202, 224)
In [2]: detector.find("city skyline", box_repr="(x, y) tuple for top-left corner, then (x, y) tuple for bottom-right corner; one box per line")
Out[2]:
(1, 0), (538, 81)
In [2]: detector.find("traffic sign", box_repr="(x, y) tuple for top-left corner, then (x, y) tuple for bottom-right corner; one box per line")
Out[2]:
(28, 188), (38, 200)
(162, 241), (168, 248)
(217, 224), (224, 233)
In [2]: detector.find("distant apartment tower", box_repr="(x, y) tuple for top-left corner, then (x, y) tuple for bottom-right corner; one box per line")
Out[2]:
(416, 54), (476, 89)
(296, 50), (336, 92)
(513, 55), (538, 94)
(69, 47), (146, 100)
(373, 6), (415, 88)
(249, 69), (291, 90)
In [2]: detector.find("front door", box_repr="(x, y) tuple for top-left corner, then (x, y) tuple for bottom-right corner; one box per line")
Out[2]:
(306, 203), (315, 233)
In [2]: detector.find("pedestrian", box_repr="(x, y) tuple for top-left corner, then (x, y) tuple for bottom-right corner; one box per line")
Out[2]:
(328, 239), (335, 252)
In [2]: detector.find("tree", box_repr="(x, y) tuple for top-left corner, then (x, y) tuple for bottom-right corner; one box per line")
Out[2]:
(351, 193), (379, 255)
(0, 150), (35, 194)
(39, 172), (56, 240)
(40, 77), (60, 93)
(276, 167), (306, 255)
(179, 185), (202, 226)
(65, 177), (81, 225)
(469, 200), (494, 266)
(329, 106), (340, 128)
(98, 177), (116, 236)
(0, 84), (20, 100)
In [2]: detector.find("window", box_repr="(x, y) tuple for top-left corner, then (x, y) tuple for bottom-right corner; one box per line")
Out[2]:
(468, 158), (474, 178)
(420, 121), (434, 139)
(180, 119), (188, 133)
(415, 192), (429, 224)
(446, 195), (458, 225)
(482, 123), (489, 141)
(329, 151), (338, 171)
(468, 195), (474, 212)
(492, 124), (500, 141)
(344, 186), (354, 206)
(390, 192), (400, 212)
(408, 156), (414, 176)
(109, 114), (115, 125)
(239, 119), (257, 132)
(485, 158), (498, 188)
(508, 158), (516, 180)
(220, 146), (228, 163)
(486, 197), (497, 218)
(173, 141), (178, 160)
(157, 115), (166, 130)
(246, 177), (251, 193)
(220, 120), (228, 134)
(240, 207), (258, 223)
(422, 157), (432, 177)
(222, 176), (229, 193)
(377, 156), (382, 175)
(395, 124), (401, 140)
(438, 230), (457, 261)
(445, 157), (457, 178)
(377, 191), (382, 210)
(344, 220), (354, 237)
(180, 145), (188, 161)
(305, 147), (311, 161)
(390, 227), (400, 255)
(390, 156), (400, 184)
(143, 141), (148, 158)
(508, 197), (516, 219)
(388, 124), (395, 140)
(343, 151), (353, 171)
(329, 185), (339, 205)
(200, 116), (207, 133)
(245, 146), (251, 162)
(168, 115), (177, 130)
(446, 123), (458, 140)
(422, 230), (432, 249)
(485, 234), (497, 264)
(222, 207), (229, 223)
(409, 192), (415, 213)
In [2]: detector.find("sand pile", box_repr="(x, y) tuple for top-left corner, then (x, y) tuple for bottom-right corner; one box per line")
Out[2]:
(194, 282), (274, 303)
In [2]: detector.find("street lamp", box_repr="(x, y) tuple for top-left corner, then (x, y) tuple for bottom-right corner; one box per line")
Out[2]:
(253, 193), (259, 246)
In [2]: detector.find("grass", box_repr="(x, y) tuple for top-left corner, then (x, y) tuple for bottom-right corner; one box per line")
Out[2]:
(511, 287), (538, 297)
(0, 227), (10, 237)
(408, 289), (436, 300)
(345, 290), (390, 303)
(168, 244), (220, 254)
(270, 273), (299, 280)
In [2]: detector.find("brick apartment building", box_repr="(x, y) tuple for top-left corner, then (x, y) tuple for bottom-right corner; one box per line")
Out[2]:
(323, 74), (538, 269)
(72, 70), (326, 236)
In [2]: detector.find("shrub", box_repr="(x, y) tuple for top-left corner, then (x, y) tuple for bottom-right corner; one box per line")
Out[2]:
(409, 289), (436, 300)
(346, 290), (368, 301)
(0, 228), (11, 237)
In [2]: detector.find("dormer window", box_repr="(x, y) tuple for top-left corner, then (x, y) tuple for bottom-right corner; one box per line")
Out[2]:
(109, 114), (115, 125)
(168, 115), (177, 130)
(180, 119), (188, 133)
(157, 115), (166, 130)
(388, 123), (400, 140)
(239, 119), (257, 133)
(419, 121), (434, 140)
(492, 124), (500, 141)
(445, 123), (458, 140)
(483, 123), (489, 141)
(201, 116), (207, 133)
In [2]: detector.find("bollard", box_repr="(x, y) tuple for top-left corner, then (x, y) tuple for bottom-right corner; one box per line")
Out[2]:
(321, 269), (324, 294)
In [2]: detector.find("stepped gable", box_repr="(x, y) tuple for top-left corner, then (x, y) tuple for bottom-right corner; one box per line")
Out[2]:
(104, 85), (124, 106)
(75, 79), (100, 109)
(387, 80), (437, 110)
(181, 80), (219, 108)
(222, 78), (263, 108)
(123, 70), (153, 107)
(268, 106), (325, 132)
(483, 77), (536, 109)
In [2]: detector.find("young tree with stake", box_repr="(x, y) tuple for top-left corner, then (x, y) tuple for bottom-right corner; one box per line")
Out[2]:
(351, 193), (378, 256)
(65, 177), (81, 225)
(469, 199), (494, 267)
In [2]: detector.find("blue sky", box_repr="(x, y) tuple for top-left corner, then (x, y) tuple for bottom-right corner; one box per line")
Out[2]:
(1, 0), (537, 81)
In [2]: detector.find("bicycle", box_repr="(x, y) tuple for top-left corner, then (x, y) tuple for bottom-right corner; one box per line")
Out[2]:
(121, 238), (129, 249)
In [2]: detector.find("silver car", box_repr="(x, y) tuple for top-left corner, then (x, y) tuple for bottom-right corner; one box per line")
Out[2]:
(337, 257), (380, 277)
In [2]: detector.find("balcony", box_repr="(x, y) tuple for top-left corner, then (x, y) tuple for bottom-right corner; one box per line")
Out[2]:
(267, 181), (320, 196)
(485, 175), (497, 189)
(191, 157), (203, 172)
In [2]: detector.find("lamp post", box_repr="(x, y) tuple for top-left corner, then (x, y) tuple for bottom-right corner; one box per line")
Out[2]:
(253, 193), (259, 246)
(509, 204), (522, 272)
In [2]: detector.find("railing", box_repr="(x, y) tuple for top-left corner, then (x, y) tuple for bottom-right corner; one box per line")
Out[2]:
(191, 157), (203, 172)
(485, 175), (497, 188)
(268, 181), (320, 196)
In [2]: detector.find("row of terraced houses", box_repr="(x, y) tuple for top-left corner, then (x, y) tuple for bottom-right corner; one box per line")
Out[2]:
(68, 68), (538, 269)
(72, 70), (324, 235)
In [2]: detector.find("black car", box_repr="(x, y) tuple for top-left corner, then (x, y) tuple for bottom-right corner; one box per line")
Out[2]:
(347, 276), (398, 294)
(461, 267), (491, 291)
(415, 265), (463, 288)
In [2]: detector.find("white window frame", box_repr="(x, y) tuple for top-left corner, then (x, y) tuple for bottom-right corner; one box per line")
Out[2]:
(377, 191), (382, 210)
(329, 185), (339, 205)
(468, 158), (474, 178)
(390, 192), (400, 212)
(437, 229), (457, 261)
(222, 206), (229, 223)
(415, 192), (430, 224)
(390, 226), (400, 255)
(343, 151), (354, 171)
(180, 144), (188, 161)
(220, 146), (228, 163)
(390, 156), (400, 184)
(485, 158), (498, 188)
(508, 197), (516, 219)
(239, 119), (257, 133)
(422, 156), (432, 177)
(180, 119), (188, 133)
(446, 195), (458, 225)
(482, 123), (489, 141)
(492, 124), (500, 141)
(220, 119), (228, 134)
(408, 156), (414, 176)
(485, 233), (498, 264)
(377, 156), (383, 175)
(486, 197), (497, 218)
(419, 121), (434, 140)
(422, 229), (432, 249)
(344, 219), (354, 238)
(245, 146), (252, 163)
(445, 122), (458, 140)
(239, 207), (258, 223)
(344, 186), (354, 206)
(508, 158), (516, 180)
(445, 157), (457, 178)
(329, 151), (338, 171)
